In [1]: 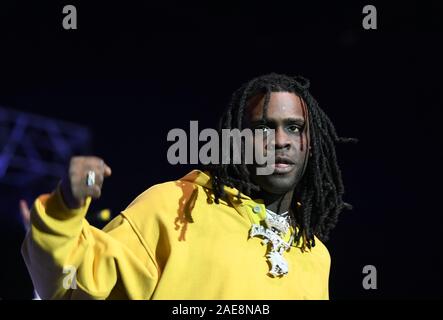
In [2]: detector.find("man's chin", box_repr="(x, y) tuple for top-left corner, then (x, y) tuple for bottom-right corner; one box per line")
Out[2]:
(254, 174), (298, 195)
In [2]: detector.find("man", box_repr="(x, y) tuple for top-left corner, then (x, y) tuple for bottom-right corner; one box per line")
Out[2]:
(22, 73), (355, 299)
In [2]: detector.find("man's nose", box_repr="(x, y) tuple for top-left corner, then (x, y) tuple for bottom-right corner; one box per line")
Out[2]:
(274, 127), (291, 150)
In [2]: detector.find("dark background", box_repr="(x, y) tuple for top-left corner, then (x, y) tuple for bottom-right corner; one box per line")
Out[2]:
(0, 0), (441, 299)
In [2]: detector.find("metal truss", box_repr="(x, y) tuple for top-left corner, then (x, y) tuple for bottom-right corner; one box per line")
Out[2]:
(0, 106), (91, 187)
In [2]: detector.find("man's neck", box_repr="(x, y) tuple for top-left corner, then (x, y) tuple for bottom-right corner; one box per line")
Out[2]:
(253, 190), (294, 215)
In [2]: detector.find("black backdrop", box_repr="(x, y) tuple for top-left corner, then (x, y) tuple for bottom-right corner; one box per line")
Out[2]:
(0, 1), (441, 299)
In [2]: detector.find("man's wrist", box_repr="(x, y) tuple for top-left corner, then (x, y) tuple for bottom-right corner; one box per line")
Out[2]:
(58, 180), (84, 209)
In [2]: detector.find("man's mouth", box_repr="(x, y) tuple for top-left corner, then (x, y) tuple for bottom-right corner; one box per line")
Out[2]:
(272, 157), (296, 174)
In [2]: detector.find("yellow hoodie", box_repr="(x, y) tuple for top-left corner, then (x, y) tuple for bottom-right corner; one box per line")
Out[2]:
(22, 170), (330, 300)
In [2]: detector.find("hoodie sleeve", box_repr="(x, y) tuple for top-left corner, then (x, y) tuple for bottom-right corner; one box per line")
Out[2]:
(21, 187), (159, 300)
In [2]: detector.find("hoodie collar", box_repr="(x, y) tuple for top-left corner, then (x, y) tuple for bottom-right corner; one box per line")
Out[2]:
(180, 170), (308, 250)
(180, 169), (252, 200)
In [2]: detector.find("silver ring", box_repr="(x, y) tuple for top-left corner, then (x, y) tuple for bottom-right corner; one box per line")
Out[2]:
(86, 170), (96, 187)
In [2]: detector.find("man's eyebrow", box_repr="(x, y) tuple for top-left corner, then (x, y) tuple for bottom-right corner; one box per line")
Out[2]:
(250, 117), (305, 125)
(285, 118), (305, 124)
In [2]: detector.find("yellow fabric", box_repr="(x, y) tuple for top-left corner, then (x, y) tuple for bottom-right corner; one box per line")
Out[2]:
(22, 170), (331, 300)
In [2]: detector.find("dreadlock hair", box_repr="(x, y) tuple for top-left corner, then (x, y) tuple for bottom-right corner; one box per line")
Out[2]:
(206, 73), (357, 247)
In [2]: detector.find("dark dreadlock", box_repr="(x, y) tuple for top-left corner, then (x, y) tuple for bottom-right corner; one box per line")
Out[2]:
(207, 73), (357, 247)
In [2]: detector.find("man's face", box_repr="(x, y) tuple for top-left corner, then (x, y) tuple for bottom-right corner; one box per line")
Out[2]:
(244, 91), (309, 195)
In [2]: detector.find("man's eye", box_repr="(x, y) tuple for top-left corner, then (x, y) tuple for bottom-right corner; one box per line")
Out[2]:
(288, 125), (301, 133)
(255, 125), (270, 133)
